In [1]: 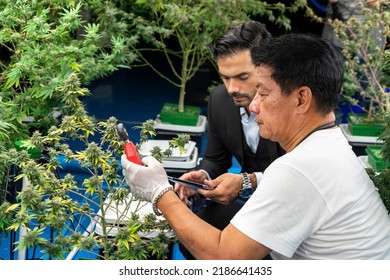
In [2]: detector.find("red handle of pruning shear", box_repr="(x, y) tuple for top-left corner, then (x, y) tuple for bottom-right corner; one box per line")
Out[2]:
(117, 123), (142, 165)
(124, 141), (143, 165)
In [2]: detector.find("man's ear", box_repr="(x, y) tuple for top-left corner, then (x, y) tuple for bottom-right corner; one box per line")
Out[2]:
(295, 86), (312, 114)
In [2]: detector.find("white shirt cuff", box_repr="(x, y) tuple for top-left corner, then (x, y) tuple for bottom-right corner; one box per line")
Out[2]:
(254, 172), (263, 187)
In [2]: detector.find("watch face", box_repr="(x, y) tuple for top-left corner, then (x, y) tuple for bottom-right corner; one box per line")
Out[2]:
(240, 187), (254, 199)
(240, 172), (253, 199)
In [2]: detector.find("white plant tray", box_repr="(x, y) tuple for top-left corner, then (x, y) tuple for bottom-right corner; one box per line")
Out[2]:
(139, 140), (196, 161)
(153, 115), (207, 134)
(94, 194), (174, 238)
(340, 124), (382, 144)
(358, 155), (381, 176)
(162, 147), (198, 170)
(358, 155), (371, 169)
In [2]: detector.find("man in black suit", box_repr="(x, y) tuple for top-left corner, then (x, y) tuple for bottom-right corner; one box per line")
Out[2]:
(175, 21), (284, 258)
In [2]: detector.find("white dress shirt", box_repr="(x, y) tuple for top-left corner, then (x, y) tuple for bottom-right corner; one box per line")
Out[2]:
(240, 107), (263, 185)
(240, 107), (259, 153)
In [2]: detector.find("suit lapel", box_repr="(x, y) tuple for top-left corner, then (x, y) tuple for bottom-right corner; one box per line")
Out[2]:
(227, 102), (245, 165)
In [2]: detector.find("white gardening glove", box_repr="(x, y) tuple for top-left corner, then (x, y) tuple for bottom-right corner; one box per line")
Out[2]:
(121, 155), (173, 215)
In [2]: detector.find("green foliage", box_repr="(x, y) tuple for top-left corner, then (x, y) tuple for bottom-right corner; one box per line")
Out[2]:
(370, 114), (390, 213)
(327, 2), (390, 121)
(1, 86), (177, 259)
(134, 119), (156, 143)
(366, 114), (390, 213)
(130, 0), (307, 112)
(0, 0), (135, 186)
(146, 133), (191, 162)
(0, 201), (13, 236)
(0, 0), (183, 260)
(379, 115), (390, 163)
(170, 133), (191, 155)
(0, 70), (186, 259)
(368, 168), (390, 213)
(308, 2), (390, 213)
(323, 1), (390, 213)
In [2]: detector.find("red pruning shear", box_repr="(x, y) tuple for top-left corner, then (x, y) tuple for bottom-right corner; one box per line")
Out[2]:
(117, 123), (142, 165)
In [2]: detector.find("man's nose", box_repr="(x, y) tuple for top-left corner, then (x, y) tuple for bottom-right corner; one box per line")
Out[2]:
(249, 94), (260, 113)
(226, 80), (239, 94)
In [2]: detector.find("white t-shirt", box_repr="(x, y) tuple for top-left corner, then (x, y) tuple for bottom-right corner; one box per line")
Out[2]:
(231, 128), (390, 259)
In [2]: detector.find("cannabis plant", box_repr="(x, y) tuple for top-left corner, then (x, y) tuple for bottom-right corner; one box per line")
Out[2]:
(1, 75), (189, 260)
(1, 72), (189, 259)
(0, 0), (137, 187)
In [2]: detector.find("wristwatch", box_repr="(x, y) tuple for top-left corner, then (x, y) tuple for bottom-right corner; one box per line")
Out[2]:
(239, 172), (254, 199)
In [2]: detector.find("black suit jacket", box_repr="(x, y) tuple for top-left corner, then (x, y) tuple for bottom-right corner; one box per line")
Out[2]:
(198, 84), (284, 178)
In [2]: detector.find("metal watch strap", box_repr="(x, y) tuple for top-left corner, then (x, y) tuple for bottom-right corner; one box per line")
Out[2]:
(239, 172), (254, 199)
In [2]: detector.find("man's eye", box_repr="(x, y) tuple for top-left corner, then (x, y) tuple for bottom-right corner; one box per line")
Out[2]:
(239, 75), (249, 81)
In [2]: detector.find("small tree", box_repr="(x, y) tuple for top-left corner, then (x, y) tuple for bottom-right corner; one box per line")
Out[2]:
(325, 2), (390, 122)
(128, 0), (307, 113)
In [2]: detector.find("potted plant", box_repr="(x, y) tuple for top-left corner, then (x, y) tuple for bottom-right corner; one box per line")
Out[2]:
(365, 144), (390, 172)
(327, 2), (390, 136)
(129, 0), (307, 127)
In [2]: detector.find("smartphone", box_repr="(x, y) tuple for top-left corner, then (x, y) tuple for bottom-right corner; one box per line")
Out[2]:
(167, 176), (214, 191)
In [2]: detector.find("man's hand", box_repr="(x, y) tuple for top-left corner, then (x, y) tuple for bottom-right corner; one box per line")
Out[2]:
(198, 173), (243, 205)
(174, 170), (208, 206)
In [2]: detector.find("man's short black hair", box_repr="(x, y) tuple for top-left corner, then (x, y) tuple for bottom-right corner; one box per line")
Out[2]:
(251, 33), (345, 114)
(210, 21), (271, 61)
